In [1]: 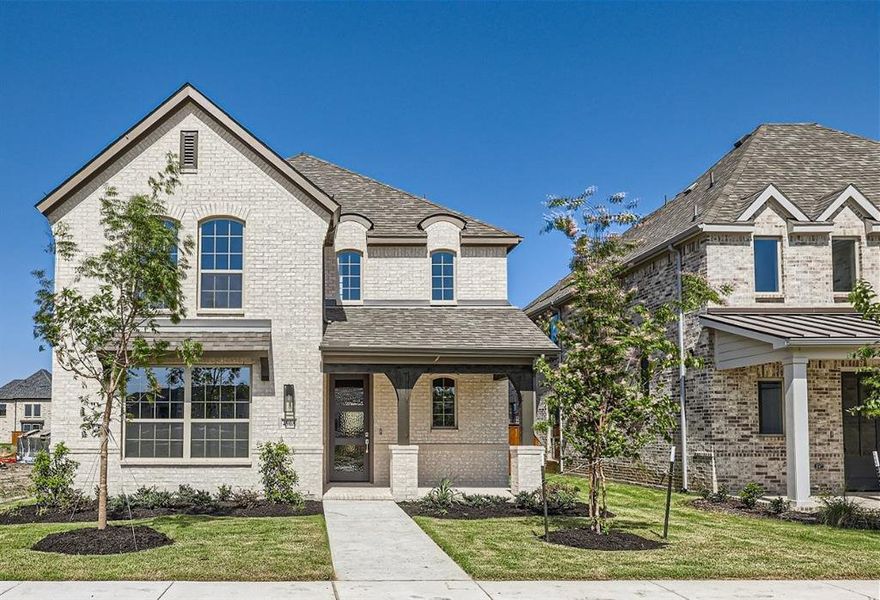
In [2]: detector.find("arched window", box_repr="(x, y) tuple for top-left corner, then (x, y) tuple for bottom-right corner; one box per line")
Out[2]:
(200, 219), (243, 309)
(431, 377), (456, 429)
(338, 251), (362, 301)
(431, 251), (455, 301)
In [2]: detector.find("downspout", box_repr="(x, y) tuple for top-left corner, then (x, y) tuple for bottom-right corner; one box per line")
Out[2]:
(669, 244), (689, 491)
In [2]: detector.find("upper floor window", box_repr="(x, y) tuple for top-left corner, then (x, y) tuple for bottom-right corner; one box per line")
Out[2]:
(338, 251), (362, 301)
(0, 403), (5, 417)
(832, 239), (857, 293)
(754, 237), (780, 293)
(431, 377), (456, 428)
(164, 219), (179, 266)
(549, 311), (561, 343)
(431, 251), (455, 301)
(200, 219), (243, 310)
(24, 403), (41, 418)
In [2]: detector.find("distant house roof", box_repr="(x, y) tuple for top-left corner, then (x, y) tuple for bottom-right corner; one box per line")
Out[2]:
(700, 309), (880, 347)
(525, 123), (880, 318)
(0, 369), (52, 401)
(321, 307), (558, 357)
(289, 153), (520, 243)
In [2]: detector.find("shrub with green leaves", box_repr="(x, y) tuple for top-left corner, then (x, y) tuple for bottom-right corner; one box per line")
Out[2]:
(29, 442), (79, 510)
(768, 497), (791, 515)
(128, 486), (173, 509)
(258, 440), (303, 505)
(231, 487), (260, 508)
(739, 482), (764, 509)
(422, 477), (458, 512)
(215, 484), (233, 502)
(818, 496), (880, 529)
(459, 493), (510, 508)
(514, 481), (579, 514)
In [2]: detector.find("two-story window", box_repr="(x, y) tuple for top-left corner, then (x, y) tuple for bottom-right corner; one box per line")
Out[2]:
(754, 237), (781, 293)
(832, 238), (858, 293)
(338, 251), (362, 301)
(200, 219), (244, 310)
(431, 251), (455, 301)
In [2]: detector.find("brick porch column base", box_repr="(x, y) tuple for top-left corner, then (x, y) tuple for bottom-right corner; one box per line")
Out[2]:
(390, 445), (419, 501)
(510, 445), (544, 494)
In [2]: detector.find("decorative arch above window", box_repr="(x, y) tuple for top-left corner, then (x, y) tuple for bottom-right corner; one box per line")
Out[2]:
(431, 251), (455, 301)
(200, 218), (244, 309)
(338, 250), (362, 302)
(431, 377), (456, 429)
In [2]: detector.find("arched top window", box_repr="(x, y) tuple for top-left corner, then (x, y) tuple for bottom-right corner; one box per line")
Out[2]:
(431, 251), (455, 301)
(200, 218), (244, 309)
(338, 251), (362, 302)
(431, 377), (456, 429)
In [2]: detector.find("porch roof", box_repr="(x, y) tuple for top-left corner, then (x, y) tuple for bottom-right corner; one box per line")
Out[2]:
(146, 319), (272, 352)
(321, 306), (559, 358)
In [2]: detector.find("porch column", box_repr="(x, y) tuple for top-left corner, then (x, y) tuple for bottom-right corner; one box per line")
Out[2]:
(783, 355), (811, 507)
(509, 370), (536, 446)
(384, 367), (425, 446)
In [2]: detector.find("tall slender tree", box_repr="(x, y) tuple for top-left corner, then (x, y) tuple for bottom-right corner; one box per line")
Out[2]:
(33, 155), (201, 529)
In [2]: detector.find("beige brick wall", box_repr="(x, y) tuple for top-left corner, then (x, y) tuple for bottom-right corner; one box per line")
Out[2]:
(49, 104), (329, 497)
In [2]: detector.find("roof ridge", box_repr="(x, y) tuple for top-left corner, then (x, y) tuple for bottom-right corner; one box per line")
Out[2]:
(797, 123), (880, 145)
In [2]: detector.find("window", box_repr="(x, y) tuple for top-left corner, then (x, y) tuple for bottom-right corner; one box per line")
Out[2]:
(640, 357), (650, 396)
(124, 365), (251, 460)
(431, 378), (456, 428)
(754, 237), (780, 293)
(549, 312), (561, 343)
(431, 251), (454, 301)
(24, 404), (41, 418)
(180, 131), (198, 170)
(21, 422), (42, 433)
(200, 219), (244, 309)
(338, 251), (362, 301)
(165, 219), (179, 266)
(832, 239), (857, 293)
(0, 403), (5, 417)
(758, 381), (784, 434)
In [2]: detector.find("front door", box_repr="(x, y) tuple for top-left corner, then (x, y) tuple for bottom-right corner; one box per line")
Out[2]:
(842, 372), (880, 491)
(330, 376), (371, 482)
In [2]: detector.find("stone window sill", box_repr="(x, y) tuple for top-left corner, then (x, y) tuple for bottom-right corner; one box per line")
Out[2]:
(196, 310), (246, 317)
(755, 294), (784, 303)
(121, 459), (252, 467)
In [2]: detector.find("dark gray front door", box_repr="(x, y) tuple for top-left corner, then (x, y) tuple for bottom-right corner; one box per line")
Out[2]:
(842, 372), (880, 491)
(330, 376), (371, 482)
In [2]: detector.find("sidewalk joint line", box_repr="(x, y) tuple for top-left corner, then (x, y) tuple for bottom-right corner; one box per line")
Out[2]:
(651, 580), (693, 600)
(0, 582), (24, 598)
(826, 580), (879, 600)
(155, 581), (175, 600)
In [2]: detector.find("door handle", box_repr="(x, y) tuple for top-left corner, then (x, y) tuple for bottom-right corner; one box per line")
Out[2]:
(365, 431), (370, 454)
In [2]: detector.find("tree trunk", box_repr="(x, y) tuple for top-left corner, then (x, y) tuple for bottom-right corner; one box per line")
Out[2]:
(97, 391), (113, 530)
(588, 458), (601, 534)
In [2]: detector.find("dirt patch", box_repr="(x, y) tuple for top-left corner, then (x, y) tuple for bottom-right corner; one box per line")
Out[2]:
(0, 499), (323, 525)
(32, 525), (173, 555)
(542, 527), (665, 551)
(399, 501), (602, 520)
(691, 498), (818, 525)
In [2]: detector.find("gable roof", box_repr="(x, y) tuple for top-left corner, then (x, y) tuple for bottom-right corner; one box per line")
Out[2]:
(36, 84), (338, 217)
(289, 153), (520, 243)
(0, 369), (52, 401)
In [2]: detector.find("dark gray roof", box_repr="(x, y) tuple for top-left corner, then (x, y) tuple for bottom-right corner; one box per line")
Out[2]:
(524, 274), (574, 318)
(321, 306), (558, 356)
(700, 309), (880, 345)
(0, 369), (52, 401)
(289, 154), (519, 241)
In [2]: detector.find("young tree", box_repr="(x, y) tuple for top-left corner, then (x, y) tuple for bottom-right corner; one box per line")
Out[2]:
(849, 280), (880, 418)
(535, 187), (726, 534)
(33, 155), (201, 529)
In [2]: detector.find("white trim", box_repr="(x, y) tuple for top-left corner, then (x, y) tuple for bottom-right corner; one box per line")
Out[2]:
(339, 214), (374, 230)
(788, 221), (833, 234)
(867, 220), (880, 235)
(737, 184), (810, 222)
(816, 184), (880, 222)
(699, 223), (755, 233)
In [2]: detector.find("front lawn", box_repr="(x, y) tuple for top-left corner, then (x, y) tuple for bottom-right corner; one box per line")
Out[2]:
(412, 475), (880, 580)
(0, 514), (333, 580)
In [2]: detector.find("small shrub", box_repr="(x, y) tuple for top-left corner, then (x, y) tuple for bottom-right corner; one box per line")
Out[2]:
(216, 484), (233, 502)
(129, 486), (173, 509)
(173, 484), (218, 512)
(258, 441), (303, 505)
(700, 484), (730, 504)
(231, 487), (260, 508)
(514, 482), (579, 514)
(459, 493), (509, 508)
(818, 496), (875, 529)
(423, 477), (458, 513)
(30, 442), (79, 510)
(739, 482), (764, 509)
(107, 493), (130, 514)
(768, 497), (791, 515)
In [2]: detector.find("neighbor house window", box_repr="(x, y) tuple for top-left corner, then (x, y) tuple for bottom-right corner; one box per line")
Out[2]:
(431, 378), (456, 428)
(754, 237), (781, 293)
(758, 381), (784, 434)
(431, 251), (455, 301)
(338, 251), (362, 301)
(200, 219), (243, 309)
(21, 422), (42, 433)
(0, 404), (5, 417)
(24, 404), (41, 418)
(832, 239), (857, 293)
(124, 365), (251, 460)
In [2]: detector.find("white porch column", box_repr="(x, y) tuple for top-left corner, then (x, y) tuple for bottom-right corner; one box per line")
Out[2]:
(390, 445), (419, 501)
(783, 355), (811, 507)
(510, 445), (544, 494)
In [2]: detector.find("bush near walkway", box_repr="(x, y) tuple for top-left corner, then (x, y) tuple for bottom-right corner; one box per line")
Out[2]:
(412, 475), (880, 580)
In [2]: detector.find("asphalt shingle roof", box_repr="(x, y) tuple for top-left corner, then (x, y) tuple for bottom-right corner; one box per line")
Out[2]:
(321, 307), (558, 355)
(0, 369), (52, 401)
(289, 154), (518, 240)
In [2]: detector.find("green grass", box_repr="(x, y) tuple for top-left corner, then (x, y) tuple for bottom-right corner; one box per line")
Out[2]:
(413, 475), (880, 580)
(0, 514), (334, 580)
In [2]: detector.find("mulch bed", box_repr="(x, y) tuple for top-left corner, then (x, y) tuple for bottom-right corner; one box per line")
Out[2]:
(398, 501), (602, 520)
(691, 498), (818, 525)
(32, 525), (173, 555)
(0, 500), (323, 525)
(542, 527), (666, 551)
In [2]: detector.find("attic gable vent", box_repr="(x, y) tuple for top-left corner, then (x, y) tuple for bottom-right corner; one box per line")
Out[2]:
(180, 130), (199, 170)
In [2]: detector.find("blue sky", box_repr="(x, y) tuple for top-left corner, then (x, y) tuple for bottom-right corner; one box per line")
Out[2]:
(0, 1), (878, 382)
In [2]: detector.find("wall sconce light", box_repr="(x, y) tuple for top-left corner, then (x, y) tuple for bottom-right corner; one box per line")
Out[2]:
(283, 384), (296, 427)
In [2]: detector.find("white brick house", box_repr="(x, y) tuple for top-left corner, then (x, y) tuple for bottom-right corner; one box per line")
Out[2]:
(526, 124), (880, 506)
(37, 84), (555, 500)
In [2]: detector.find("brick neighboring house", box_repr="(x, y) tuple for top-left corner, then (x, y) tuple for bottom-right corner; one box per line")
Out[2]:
(0, 369), (52, 443)
(526, 124), (880, 506)
(36, 84), (556, 500)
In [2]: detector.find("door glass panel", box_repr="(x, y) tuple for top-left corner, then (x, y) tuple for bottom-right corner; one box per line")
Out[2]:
(334, 444), (366, 472)
(335, 411), (365, 438)
(335, 380), (365, 406)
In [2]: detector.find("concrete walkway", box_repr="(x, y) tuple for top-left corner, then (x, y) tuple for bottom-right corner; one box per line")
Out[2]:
(322, 499), (470, 581)
(0, 580), (876, 599)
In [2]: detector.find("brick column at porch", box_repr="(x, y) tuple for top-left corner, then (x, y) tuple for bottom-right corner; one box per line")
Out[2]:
(510, 445), (544, 494)
(389, 444), (419, 500)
